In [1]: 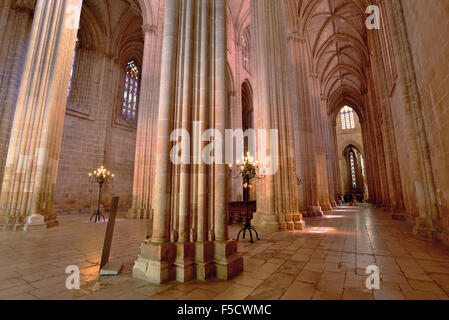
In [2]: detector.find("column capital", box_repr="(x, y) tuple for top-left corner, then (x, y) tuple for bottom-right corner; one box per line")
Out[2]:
(287, 30), (306, 44)
(309, 72), (319, 80)
(142, 24), (157, 35)
(320, 93), (328, 102)
(11, 0), (36, 14)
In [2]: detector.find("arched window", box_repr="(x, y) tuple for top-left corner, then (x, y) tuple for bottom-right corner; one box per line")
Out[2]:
(360, 154), (366, 178)
(122, 60), (140, 121)
(241, 35), (249, 71)
(340, 106), (355, 130)
(67, 40), (79, 98)
(350, 151), (357, 189)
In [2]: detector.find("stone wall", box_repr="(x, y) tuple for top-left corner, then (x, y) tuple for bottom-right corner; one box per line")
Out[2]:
(55, 52), (140, 214)
(401, 0), (449, 243)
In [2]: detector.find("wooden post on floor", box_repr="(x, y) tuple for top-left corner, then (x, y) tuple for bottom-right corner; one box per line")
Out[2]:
(100, 197), (122, 276)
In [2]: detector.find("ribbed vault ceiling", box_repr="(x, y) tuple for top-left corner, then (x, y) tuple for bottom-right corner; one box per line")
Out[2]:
(81, 0), (143, 63)
(299, 0), (369, 111)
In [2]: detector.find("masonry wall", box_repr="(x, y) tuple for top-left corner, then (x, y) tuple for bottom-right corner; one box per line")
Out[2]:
(401, 0), (449, 243)
(55, 49), (138, 214)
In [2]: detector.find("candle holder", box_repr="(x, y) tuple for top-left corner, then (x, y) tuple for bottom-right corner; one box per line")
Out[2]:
(88, 166), (114, 223)
(228, 153), (266, 243)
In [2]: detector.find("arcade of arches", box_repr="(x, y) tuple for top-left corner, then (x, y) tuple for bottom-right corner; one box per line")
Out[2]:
(1, 0), (449, 298)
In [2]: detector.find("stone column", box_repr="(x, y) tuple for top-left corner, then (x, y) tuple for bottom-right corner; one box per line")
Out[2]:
(0, 0), (35, 195)
(286, 31), (323, 217)
(0, 0), (82, 231)
(367, 30), (405, 217)
(387, 0), (440, 240)
(250, 0), (304, 232)
(128, 23), (163, 220)
(132, 0), (243, 285)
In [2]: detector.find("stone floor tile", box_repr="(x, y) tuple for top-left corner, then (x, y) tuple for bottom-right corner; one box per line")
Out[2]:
(261, 272), (295, 290)
(311, 290), (342, 300)
(295, 270), (322, 284)
(280, 281), (315, 300)
(148, 289), (186, 300)
(180, 288), (218, 300)
(342, 288), (373, 300)
(213, 284), (254, 300)
(1, 207), (449, 300)
(245, 285), (284, 300)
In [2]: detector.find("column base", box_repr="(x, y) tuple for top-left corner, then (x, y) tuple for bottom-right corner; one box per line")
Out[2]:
(280, 213), (305, 231)
(442, 230), (449, 247)
(413, 218), (441, 242)
(175, 242), (195, 282)
(392, 213), (407, 221)
(128, 208), (153, 220)
(214, 240), (243, 280)
(292, 213), (305, 230)
(278, 213), (294, 231)
(132, 240), (244, 284)
(24, 214), (47, 232)
(310, 206), (323, 217)
(132, 242), (176, 284)
(252, 211), (281, 232)
(195, 242), (216, 281)
(254, 211), (305, 232)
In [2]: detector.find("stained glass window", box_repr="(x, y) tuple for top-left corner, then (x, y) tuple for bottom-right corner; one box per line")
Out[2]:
(67, 40), (79, 98)
(350, 151), (357, 189)
(340, 106), (355, 130)
(241, 35), (249, 71)
(360, 155), (366, 178)
(122, 60), (139, 121)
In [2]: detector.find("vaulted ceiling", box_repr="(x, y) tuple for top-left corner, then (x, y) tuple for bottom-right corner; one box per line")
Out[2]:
(228, 0), (250, 45)
(301, 0), (369, 111)
(80, 0), (143, 64)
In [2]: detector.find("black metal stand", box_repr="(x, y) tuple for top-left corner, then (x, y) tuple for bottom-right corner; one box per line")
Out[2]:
(236, 182), (260, 244)
(90, 180), (106, 223)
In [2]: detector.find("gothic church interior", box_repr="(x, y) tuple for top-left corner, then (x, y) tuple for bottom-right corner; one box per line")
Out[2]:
(0, 0), (449, 301)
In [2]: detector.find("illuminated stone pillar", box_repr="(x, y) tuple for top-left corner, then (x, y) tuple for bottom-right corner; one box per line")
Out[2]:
(129, 22), (163, 220)
(132, 0), (243, 284)
(286, 31), (322, 217)
(250, 0), (304, 232)
(0, 0), (35, 195)
(0, 0), (82, 231)
(387, 0), (440, 240)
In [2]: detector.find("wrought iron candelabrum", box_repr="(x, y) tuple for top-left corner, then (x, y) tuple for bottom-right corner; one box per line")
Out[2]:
(88, 166), (114, 223)
(228, 153), (266, 243)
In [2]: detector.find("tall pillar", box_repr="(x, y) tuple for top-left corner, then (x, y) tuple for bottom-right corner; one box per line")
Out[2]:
(132, 0), (243, 285)
(250, 0), (304, 232)
(0, 0), (82, 231)
(129, 22), (163, 220)
(0, 0), (35, 195)
(387, 0), (440, 240)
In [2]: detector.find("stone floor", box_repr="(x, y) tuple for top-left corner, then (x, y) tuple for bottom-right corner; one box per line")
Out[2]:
(1, 205), (449, 300)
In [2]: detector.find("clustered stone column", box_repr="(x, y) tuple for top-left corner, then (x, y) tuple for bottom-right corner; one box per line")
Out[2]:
(286, 31), (329, 217)
(132, 0), (243, 284)
(0, 0), (82, 231)
(364, 31), (405, 218)
(250, 0), (304, 232)
(128, 22), (164, 220)
(0, 0), (35, 195)
(385, 0), (440, 240)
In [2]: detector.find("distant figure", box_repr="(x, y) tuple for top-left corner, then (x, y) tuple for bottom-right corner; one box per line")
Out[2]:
(352, 193), (358, 206)
(337, 194), (343, 207)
